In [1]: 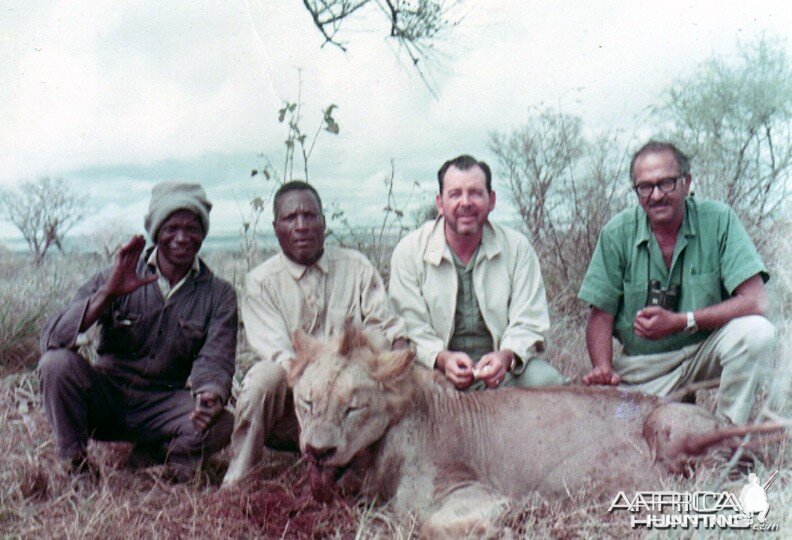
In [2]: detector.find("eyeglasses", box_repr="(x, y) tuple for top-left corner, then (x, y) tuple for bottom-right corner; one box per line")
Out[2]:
(633, 176), (682, 198)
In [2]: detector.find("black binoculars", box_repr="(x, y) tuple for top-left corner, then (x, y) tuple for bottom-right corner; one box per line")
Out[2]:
(646, 279), (680, 311)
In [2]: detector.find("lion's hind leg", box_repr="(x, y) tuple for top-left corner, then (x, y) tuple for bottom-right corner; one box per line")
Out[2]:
(420, 463), (511, 539)
(643, 402), (724, 474)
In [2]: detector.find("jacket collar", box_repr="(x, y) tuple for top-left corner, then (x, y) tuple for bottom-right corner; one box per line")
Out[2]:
(424, 217), (501, 266)
(282, 249), (329, 280)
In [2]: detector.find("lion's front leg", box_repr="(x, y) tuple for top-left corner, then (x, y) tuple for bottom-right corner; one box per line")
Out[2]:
(420, 474), (511, 539)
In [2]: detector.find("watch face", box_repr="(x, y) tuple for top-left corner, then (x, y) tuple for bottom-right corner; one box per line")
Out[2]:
(685, 312), (697, 334)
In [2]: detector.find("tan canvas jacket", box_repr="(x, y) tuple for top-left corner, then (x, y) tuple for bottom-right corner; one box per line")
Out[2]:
(389, 218), (549, 368)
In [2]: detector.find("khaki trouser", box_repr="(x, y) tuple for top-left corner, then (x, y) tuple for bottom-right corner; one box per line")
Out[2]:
(614, 316), (776, 424)
(222, 361), (299, 486)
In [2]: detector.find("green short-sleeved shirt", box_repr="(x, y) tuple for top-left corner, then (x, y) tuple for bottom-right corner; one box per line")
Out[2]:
(578, 198), (769, 356)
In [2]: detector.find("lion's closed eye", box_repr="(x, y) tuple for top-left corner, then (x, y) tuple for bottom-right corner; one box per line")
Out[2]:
(344, 404), (366, 418)
(298, 398), (314, 414)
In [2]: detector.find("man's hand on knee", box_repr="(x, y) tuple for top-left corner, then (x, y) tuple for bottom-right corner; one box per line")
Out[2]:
(190, 391), (223, 432)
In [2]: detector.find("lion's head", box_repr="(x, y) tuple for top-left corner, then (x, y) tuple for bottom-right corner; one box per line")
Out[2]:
(287, 325), (416, 501)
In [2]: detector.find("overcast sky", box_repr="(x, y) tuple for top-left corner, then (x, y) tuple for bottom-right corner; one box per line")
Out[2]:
(2, 1), (792, 242)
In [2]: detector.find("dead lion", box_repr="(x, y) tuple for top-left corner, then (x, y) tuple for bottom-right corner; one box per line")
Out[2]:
(287, 326), (737, 537)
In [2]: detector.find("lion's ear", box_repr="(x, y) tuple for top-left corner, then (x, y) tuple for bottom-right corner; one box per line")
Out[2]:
(338, 322), (371, 356)
(370, 348), (415, 382)
(288, 330), (320, 386)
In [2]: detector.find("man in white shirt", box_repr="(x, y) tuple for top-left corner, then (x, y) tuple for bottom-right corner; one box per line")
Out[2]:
(223, 181), (407, 486)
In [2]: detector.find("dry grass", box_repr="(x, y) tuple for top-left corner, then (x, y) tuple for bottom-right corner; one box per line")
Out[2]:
(2, 370), (788, 539)
(0, 254), (94, 376)
(0, 371), (384, 538)
(1, 237), (790, 538)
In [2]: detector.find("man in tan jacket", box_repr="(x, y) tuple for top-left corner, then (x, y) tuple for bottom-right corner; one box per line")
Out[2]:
(223, 181), (407, 486)
(389, 155), (566, 391)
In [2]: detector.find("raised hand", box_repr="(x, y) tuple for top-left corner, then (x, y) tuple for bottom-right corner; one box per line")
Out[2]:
(79, 235), (157, 332)
(103, 235), (158, 298)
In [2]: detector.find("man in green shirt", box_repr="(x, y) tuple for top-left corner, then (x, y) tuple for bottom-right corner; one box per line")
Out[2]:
(578, 141), (776, 424)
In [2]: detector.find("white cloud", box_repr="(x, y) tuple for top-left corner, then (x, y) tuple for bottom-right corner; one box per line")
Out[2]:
(2, 0), (792, 241)
(1, 0), (279, 184)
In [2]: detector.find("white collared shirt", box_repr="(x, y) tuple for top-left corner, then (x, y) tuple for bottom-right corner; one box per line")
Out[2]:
(241, 245), (406, 369)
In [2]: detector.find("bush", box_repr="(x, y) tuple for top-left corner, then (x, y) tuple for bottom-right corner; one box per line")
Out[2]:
(0, 255), (90, 375)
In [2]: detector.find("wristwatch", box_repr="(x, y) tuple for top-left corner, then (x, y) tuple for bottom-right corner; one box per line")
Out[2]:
(509, 353), (526, 376)
(684, 311), (698, 334)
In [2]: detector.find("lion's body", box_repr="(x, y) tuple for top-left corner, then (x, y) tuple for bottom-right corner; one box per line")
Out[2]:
(288, 328), (724, 537)
(371, 375), (656, 501)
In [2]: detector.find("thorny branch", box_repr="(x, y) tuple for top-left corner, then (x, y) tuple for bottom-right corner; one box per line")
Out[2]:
(301, 0), (462, 96)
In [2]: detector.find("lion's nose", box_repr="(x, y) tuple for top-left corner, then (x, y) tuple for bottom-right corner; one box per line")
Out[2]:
(305, 444), (337, 463)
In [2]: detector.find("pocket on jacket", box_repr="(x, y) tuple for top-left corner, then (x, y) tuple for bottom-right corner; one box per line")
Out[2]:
(617, 282), (646, 331)
(688, 270), (722, 308)
(104, 310), (144, 352)
(111, 309), (142, 328)
(174, 318), (206, 361)
(179, 318), (206, 340)
(623, 281), (646, 315)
